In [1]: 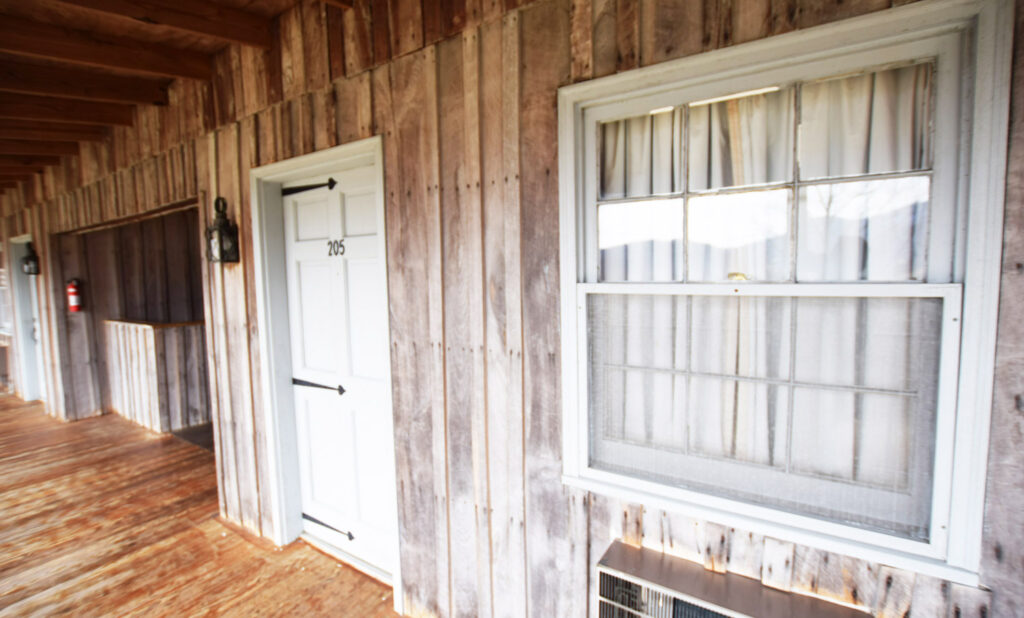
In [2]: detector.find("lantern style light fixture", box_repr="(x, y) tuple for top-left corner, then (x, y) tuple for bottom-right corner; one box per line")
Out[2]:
(206, 197), (240, 263)
(21, 242), (40, 276)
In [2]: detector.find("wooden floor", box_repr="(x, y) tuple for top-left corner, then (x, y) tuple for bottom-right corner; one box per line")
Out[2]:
(0, 396), (396, 617)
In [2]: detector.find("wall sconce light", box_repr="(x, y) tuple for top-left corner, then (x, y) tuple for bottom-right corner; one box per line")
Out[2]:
(21, 242), (40, 276)
(206, 197), (239, 263)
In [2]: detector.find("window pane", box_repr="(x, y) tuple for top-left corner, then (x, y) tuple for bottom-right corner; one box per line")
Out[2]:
(799, 63), (933, 180)
(688, 377), (789, 467)
(600, 109), (683, 200)
(793, 297), (942, 392)
(690, 296), (791, 379)
(688, 87), (795, 191)
(589, 294), (688, 449)
(797, 177), (930, 282)
(599, 200), (684, 282)
(587, 292), (942, 540)
(688, 190), (791, 281)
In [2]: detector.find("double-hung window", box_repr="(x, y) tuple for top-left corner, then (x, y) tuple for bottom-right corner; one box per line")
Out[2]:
(558, 0), (1011, 578)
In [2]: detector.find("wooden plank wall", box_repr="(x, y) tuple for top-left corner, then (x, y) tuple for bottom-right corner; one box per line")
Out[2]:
(1, 0), (1020, 615)
(50, 209), (206, 420)
(105, 320), (209, 432)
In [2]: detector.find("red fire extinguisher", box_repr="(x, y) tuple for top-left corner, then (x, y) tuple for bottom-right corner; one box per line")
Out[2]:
(66, 279), (82, 313)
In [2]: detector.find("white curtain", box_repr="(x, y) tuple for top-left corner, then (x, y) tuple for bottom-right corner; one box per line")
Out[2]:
(591, 64), (937, 536)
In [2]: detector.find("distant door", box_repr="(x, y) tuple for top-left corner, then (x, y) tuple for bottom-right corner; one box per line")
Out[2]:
(281, 165), (397, 577)
(10, 240), (43, 402)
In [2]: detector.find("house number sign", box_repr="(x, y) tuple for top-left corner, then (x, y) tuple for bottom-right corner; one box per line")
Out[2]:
(327, 239), (346, 256)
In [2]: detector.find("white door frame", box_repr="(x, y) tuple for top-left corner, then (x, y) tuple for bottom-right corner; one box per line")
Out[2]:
(8, 234), (44, 402)
(248, 137), (403, 614)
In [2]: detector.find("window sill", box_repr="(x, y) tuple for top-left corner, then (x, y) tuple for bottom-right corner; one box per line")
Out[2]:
(562, 470), (981, 587)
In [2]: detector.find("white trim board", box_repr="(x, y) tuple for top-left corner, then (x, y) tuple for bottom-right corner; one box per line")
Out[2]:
(248, 138), (404, 616)
(557, 0), (1012, 583)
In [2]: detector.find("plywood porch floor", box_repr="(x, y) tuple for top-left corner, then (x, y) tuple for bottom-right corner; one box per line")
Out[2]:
(0, 396), (396, 617)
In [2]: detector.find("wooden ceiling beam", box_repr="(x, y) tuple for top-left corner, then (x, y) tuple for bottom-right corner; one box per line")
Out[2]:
(0, 16), (212, 80)
(0, 120), (108, 142)
(0, 140), (79, 156)
(55, 0), (274, 49)
(0, 155), (62, 166)
(0, 174), (34, 183)
(0, 165), (46, 174)
(0, 93), (134, 126)
(321, 0), (354, 8)
(0, 60), (168, 105)
(0, 182), (18, 190)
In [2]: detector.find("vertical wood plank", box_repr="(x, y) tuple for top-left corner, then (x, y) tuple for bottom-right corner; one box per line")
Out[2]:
(57, 232), (100, 419)
(152, 327), (170, 431)
(379, 45), (450, 616)
(616, 0), (639, 72)
(345, 0), (375, 75)
(142, 218), (168, 322)
(726, 528), (764, 581)
(119, 224), (145, 321)
(761, 537), (795, 591)
(949, 585), (992, 618)
(302, 0), (331, 92)
(909, 574), (950, 617)
(390, 0), (424, 57)
(196, 133), (233, 523)
(372, 0), (393, 66)
(639, 0), (703, 65)
(874, 566), (915, 618)
(215, 123), (261, 533)
(796, 0), (889, 29)
(187, 323), (210, 425)
(280, 6), (307, 100)
(238, 112), (273, 537)
(312, 87), (338, 152)
(703, 522), (730, 573)
(482, 13), (527, 618)
(163, 211), (194, 323)
(163, 327), (186, 430)
(518, 1), (581, 616)
(570, 0), (593, 82)
(439, 29), (491, 618)
(591, 0), (616, 78)
(815, 553), (879, 610)
(326, 5), (348, 81)
(84, 228), (123, 413)
(335, 72), (373, 145)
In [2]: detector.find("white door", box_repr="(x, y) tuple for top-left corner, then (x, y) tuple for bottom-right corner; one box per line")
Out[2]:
(281, 165), (398, 577)
(10, 241), (43, 402)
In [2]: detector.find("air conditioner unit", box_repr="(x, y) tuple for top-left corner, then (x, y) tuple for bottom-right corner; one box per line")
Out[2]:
(596, 541), (866, 618)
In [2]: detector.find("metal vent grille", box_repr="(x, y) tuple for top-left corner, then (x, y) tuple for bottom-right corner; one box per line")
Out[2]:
(597, 573), (730, 618)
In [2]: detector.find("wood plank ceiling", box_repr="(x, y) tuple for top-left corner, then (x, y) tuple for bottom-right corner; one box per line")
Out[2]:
(0, 0), (350, 197)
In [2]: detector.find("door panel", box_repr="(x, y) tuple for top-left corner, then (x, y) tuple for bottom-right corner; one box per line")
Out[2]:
(282, 166), (396, 576)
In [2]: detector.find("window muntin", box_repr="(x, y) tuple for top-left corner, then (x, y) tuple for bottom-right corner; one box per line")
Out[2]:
(580, 61), (958, 542)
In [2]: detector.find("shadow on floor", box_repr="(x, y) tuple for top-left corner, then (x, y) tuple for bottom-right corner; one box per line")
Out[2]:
(171, 422), (214, 451)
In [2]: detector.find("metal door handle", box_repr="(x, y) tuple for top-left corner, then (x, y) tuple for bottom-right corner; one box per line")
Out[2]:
(292, 377), (345, 395)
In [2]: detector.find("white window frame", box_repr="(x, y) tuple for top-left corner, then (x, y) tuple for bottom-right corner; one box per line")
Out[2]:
(557, 0), (1012, 584)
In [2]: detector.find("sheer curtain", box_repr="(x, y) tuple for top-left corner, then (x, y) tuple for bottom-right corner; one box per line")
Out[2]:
(591, 63), (939, 538)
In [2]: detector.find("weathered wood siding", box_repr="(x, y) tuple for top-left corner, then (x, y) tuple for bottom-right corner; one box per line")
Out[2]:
(49, 209), (206, 420)
(105, 320), (209, 432)
(0, 0), (1021, 616)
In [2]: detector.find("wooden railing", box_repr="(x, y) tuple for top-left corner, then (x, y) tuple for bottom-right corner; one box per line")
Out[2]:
(105, 320), (209, 433)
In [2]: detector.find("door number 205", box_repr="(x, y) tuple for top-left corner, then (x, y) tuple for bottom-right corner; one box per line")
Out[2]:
(327, 239), (346, 256)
